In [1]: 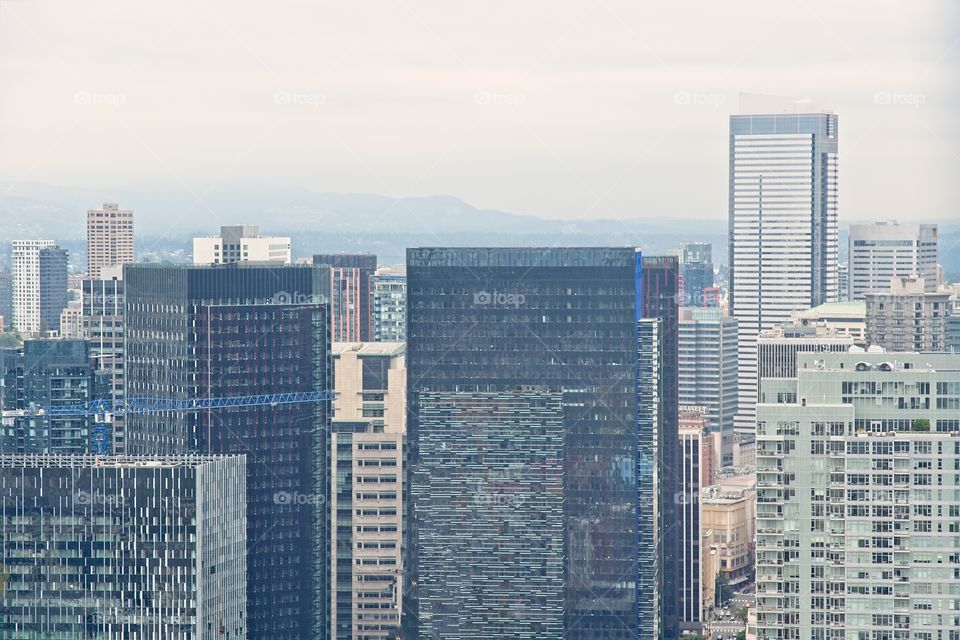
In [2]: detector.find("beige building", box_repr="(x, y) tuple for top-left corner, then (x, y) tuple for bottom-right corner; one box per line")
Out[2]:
(791, 301), (866, 344)
(192, 225), (291, 265)
(330, 342), (406, 639)
(700, 474), (756, 614)
(86, 203), (134, 279)
(865, 275), (952, 352)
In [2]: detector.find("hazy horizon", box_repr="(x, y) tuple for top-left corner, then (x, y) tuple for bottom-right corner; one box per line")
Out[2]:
(1, 1), (958, 224)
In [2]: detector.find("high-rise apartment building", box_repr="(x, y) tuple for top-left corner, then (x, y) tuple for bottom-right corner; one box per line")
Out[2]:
(679, 307), (738, 465)
(729, 95), (839, 430)
(86, 202), (134, 278)
(193, 225), (292, 265)
(848, 221), (938, 300)
(755, 352), (960, 640)
(124, 263), (331, 640)
(405, 248), (676, 639)
(0, 339), (107, 453)
(680, 242), (715, 307)
(865, 276), (952, 352)
(314, 254), (377, 342)
(0, 454), (246, 639)
(12, 240), (58, 335)
(330, 342), (406, 639)
(373, 267), (406, 342)
(82, 267), (126, 452)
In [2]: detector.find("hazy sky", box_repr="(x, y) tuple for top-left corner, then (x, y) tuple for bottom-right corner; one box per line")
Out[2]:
(1, 0), (957, 222)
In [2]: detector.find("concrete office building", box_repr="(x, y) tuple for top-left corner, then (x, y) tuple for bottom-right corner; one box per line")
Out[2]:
(124, 263), (331, 640)
(87, 202), (134, 278)
(677, 411), (715, 631)
(82, 267), (126, 452)
(679, 307), (738, 465)
(755, 352), (960, 640)
(680, 242), (715, 307)
(728, 95), (839, 430)
(791, 301), (866, 344)
(0, 454), (246, 640)
(756, 325), (854, 406)
(193, 225), (292, 265)
(848, 222), (938, 300)
(865, 276), (952, 352)
(700, 477), (756, 606)
(330, 342), (406, 639)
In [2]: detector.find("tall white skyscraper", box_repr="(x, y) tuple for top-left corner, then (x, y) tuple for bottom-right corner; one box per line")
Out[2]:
(848, 221), (938, 300)
(728, 94), (839, 429)
(11, 239), (57, 335)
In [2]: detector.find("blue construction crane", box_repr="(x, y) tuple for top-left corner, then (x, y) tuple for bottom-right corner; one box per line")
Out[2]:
(20, 390), (335, 418)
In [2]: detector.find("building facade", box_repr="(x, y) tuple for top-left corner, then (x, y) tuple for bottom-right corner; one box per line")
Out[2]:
(37, 246), (69, 334)
(0, 267), (12, 331)
(848, 222), (938, 300)
(86, 202), (134, 278)
(82, 269), (126, 452)
(679, 306), (738, 465)
(865, 276), (952, 352)
(0, 339), (107, 454)
(790, 301), (866, 344)
(700, 478), (756, 606)
(124, 263), (331, 640)
(330, 342), (406, 639)
(757, 325), (854, 403)
(0, 454), (246, 639)
(193, 225), (292, 265)
(11, 240), (57, 335)
(677, 411), (714, 631)
(755, 352), (960, 640)
(680, 242), (715, 307)
(314, 254), (377, 342)
(373, 267), (406, 342)
(406, 248), (673, 639)
(728, 96), (839, 430)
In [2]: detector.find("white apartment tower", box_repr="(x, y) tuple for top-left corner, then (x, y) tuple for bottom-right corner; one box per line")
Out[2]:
(192, 225), (291, 265)
(11, 239), (56, 335)
(755, 352), (960, 640)
(848, 222), (938, 300)
(86, 202), (134, 279)
(729, 94), (839, 429)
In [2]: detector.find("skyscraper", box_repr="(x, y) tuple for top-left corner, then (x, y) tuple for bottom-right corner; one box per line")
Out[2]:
(678, 307), (738, 466)
(864, 275), (952, 352)
(86, 202), (134, 278)
(330, 341), (406, 639)
(729, 95), (839, 430)
(848, 221), (938, 300)
(755, 352), (960, 639)
(0, 339), (107, 454)
(124, 263), (331, 640)
(405, 248), (676, 639)
(82, 267), (126, 452)
(677, 410), (714, 632)
(373, 266), (406, 342)
(313, 254), (377, 342)
(11, 239), (56, 335)
(679, 242), (714, 307)
(0, 454), (246, 639)
(193, 225), (292, 265)
(37, 245), (69, 334)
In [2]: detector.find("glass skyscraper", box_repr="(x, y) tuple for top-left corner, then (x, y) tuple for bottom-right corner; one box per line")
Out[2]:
(728, 95), (839, 430)
(405, 248), (677, 639)
(124, 263), (331, 640)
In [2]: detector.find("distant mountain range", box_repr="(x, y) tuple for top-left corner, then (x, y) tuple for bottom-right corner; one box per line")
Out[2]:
(1, 182), (957, 278)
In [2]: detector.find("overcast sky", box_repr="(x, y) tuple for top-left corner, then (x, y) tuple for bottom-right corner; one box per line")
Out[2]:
(1, 0), (957, 222)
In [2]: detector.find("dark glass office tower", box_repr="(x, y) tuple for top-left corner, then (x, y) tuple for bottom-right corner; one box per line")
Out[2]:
(0, 339), (108, 454)
(640, 255), (680, 640)
(124, 263), (331, 640)
(313, 253), (377, 342)
(406, 247), (666, 639)
(679, 242), (714, 307)
(37, 246), (68, 333)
